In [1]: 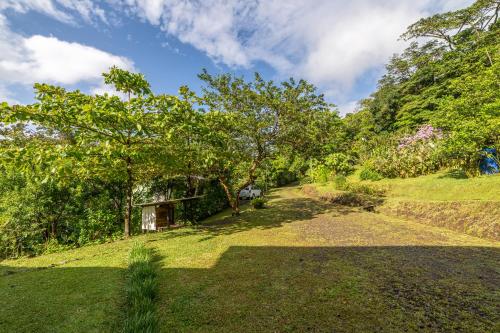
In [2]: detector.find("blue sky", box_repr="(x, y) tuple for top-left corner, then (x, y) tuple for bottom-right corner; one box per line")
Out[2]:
(0, 0), (472, 115)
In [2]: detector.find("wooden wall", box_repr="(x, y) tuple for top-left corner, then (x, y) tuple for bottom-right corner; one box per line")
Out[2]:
(155, 203), (174, 228)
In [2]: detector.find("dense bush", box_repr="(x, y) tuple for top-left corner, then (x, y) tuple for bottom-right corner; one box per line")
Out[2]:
(0, 172), (128, 258)
(365, 125), (446, 178)
(333, 175), (348, 190)
(324, 153), (353, 176)
(306, 161), (331, 183)
(175, 180), (228, 223)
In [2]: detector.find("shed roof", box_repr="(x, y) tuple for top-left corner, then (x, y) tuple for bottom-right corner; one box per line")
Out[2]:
(135, 195), (205, 207)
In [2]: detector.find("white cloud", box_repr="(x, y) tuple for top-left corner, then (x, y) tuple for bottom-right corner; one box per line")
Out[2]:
(0, 13), (134, 103)
(119, 0), (474, 102)
(0, 0), (108, 25)
(0, 0), (476, 106)
(0, 84), (21, 105)
(337, 101), (360, 117)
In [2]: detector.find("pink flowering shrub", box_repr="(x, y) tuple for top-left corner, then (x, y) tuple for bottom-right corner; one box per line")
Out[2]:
(398, 125), (443, 150)
(369, 125), (445, 178)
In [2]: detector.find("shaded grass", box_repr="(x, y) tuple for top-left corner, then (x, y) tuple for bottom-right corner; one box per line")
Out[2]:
(150, 187), (499, 332)
(0, 239), (132, 332)
(157, 245), (499, 333)
(124, 242), (158, 333)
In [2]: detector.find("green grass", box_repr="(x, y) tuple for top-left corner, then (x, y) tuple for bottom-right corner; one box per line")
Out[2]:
(1, 185), (499, 332)
(316, 171), (500, 202)
(0, 239), (133, 332)
(373, 172), (500, 202)
(124, 242), (158, 333)
(309, 171), (500, 240)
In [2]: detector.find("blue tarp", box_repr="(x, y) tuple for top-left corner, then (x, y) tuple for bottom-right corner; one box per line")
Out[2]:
(479, 148), (499, 174)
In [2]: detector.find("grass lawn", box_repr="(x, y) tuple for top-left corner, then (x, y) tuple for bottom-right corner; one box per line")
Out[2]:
(312, 172), (500, 240)
(1, 185), (499, 332)
(314, 171), (500, 202)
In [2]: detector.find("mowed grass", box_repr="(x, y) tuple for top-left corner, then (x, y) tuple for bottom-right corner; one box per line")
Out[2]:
(1, 185), (499, 332)
(315, 171), (500, 202)
(312, 172), (500, 240)
(0, 237), (136, 332)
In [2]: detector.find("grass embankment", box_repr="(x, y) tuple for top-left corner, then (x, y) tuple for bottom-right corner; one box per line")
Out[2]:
(308, 172), (500, 240)
(2, 186), (499, 332)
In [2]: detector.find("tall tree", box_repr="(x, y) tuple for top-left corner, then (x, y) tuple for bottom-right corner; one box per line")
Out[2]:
(199, 71), (336, 214)
(1, 67), (187, 236)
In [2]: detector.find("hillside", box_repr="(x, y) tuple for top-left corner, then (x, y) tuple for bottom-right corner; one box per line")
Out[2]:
(1, 185), (499, 332)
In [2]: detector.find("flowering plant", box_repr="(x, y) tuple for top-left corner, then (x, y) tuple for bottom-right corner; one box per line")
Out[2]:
(398, 125), (443, 150)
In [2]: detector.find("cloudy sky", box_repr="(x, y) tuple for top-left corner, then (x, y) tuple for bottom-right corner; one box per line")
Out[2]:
(0, 0), (473, 115)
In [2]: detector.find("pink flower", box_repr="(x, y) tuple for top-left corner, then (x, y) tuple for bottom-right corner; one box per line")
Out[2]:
(398, 125), (442, 150)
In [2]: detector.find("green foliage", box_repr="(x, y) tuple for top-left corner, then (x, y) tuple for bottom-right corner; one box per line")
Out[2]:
(359, 167), (383, 181)
(333, 175), (348, 190)
(0, 170), (128, 258)
(251, 197), (267, 209)
(307, 161), (331, 183)
(176, 179), (229, 223)
(324, 153), (353, 176)
(1, 67), (197, 237)
(125, 243), (158, 333)
(347, 1), (500, 176)
(199, 70), (337, 213)
(103, 66), (152, 96)
(370, 138), (444, 178)
(330, 174), (385, 197)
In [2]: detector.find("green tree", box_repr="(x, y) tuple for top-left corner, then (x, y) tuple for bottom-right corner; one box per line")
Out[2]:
(1, 67), (189, 236)
(199, 71), (336, 214)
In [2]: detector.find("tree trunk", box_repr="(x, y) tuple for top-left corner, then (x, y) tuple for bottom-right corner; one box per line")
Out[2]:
(50, 221), (57, 238)
(124, 157), (133, 237)
(219, 176), (240, 216)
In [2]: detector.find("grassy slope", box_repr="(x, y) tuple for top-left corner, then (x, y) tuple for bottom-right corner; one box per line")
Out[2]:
(315, 171), (500, 201)
(2, 186), (498, 332)
(313, 172), (500, 239)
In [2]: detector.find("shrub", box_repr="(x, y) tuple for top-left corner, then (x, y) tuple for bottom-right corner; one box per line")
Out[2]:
(307, 163), (330, 183)
(359, 167), (383, 181)
(347, 183), (385, 197)
(251, 197), (267, 209)
(124, 243), (158, 333)
(367, 125), (446, 178)
(334, 176), (386, 196)
(324, 153), (354, 176)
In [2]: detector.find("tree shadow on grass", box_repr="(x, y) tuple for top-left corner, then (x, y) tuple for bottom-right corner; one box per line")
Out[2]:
(0, 265), (126, 333)
(0, 251), (167, 333)
(158, 245), (499, 333)
(1, 246), (499, 333)
(438, 169), (469, 179)
(151, 195), (358, 242)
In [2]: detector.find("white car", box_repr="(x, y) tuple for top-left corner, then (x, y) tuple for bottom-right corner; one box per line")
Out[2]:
(239, 185), (262, 200)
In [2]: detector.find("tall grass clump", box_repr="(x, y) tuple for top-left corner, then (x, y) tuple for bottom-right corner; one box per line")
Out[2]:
(124, 242), (158, 333)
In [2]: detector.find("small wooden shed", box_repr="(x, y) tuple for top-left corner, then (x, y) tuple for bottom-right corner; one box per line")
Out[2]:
(137, 196), (204, 231)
